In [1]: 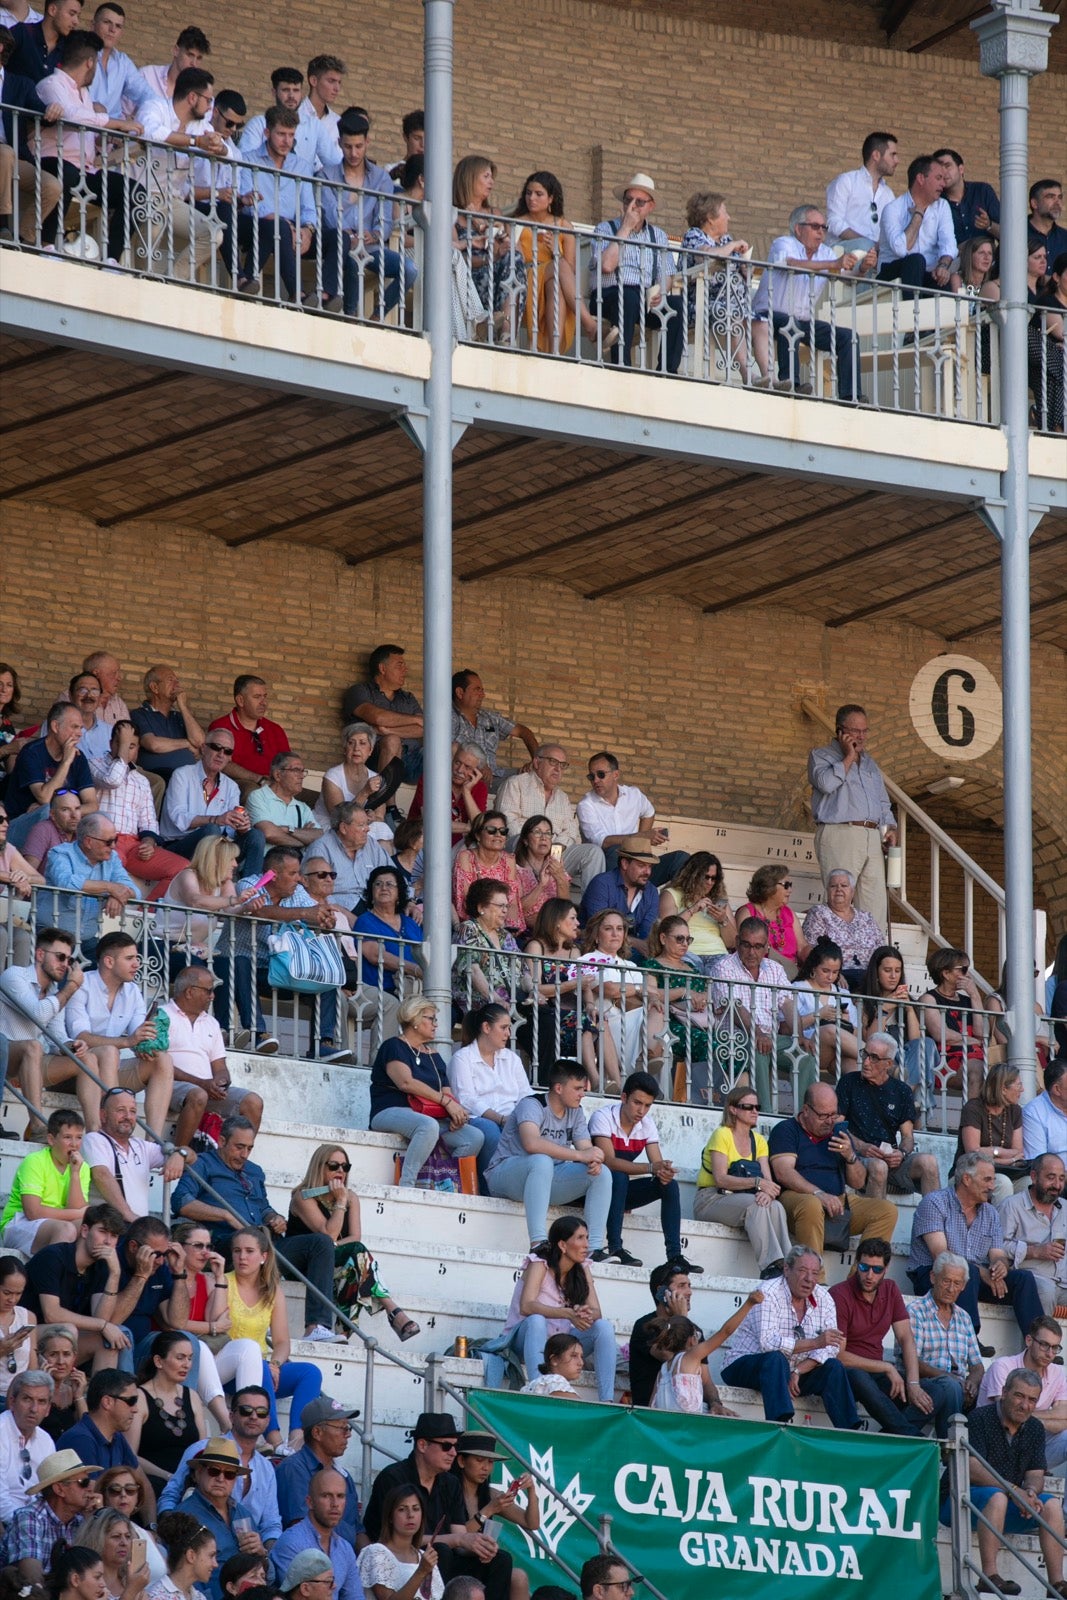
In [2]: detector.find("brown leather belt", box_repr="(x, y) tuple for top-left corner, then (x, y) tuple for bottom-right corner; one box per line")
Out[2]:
(846, 821), (880, 829)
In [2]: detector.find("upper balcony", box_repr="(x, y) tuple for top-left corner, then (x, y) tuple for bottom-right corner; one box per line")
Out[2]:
(2, 131), (1065, 644)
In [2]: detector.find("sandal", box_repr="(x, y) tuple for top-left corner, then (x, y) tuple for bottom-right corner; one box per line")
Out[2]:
(388, 1307), (420, 1342)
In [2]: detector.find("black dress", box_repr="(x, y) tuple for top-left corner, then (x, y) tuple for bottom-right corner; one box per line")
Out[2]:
(138, 1386), (201, 1493)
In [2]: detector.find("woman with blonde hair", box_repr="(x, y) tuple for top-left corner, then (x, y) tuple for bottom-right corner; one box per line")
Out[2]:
(225, 1226), (322, 1453)
(453, 153), (527, 334)
(369, 996), (484, 1186)
(578, 910), (666, 1085)
(694, 1083), (791, 1277)
(161, 835), (268, 1050)
(288, 1143), (419, 1341)
(72, 1508), (148, 1600)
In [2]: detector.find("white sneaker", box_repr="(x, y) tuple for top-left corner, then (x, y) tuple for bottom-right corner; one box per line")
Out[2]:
(305, 1324), (346, 1344)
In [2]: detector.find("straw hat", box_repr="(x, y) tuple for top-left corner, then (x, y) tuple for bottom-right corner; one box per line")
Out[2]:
(613, 172), (656, 203)
(27, 1450), (98, 1495)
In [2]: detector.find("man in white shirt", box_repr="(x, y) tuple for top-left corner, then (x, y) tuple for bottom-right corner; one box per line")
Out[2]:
(36, 27), (142, 263)
(190, 88), (255, 288)
(878, 153), (956, 295)
(136, 63), (224, 279)
(576, 750), (682, 879)
(163, 965), (263, 1151)
(751, 203), (873, 401)
(89, 2), (150, 118)
(0, 925), (98, 1141)
(140, 23), (208, 104)
(159, 727), (265, 877)
(0, 1373), (55, 1521)
(826, 131), (899, 254)
(82, 1085), (182, 1223)
(497, 744), (604, 897)
(0, 3), (43, 23)
(240, 55), (343, 174)
(65, 931), (174, 1136)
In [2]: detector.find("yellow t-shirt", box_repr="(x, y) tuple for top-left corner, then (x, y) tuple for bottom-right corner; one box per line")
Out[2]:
(226, 1274), (273, 1353)
(665, 884), (728, 959)
(697, 1122), (769, 1190)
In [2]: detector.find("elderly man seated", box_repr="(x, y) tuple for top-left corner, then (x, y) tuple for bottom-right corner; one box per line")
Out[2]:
(948, 1369), (1067, 1598)
(89, 721), (187, 896)
(65, 930), (175, 1135)
(6, 701), (97, 848)
(82, 1085), (184, 1226)
(589, 172), (683, 372)
(908, 1248), (985, 1418)
(163, 967), (264, 1152)
(68, 673), (111, 766)
(998, 1153), (1067, 1317)
(497, 744), (604, 899)
(158, 725), (265, 879)
(801, 869), (883, 991)
(246, 751), (323, 851)
(978, 1314), (1067, 1476)
(769, 1081), (898, 1265)
(720, 1244), (858, 1428)
(0, 1371), (56, 1519)
(907, 1150), (1045, 1346)
(710, 916), (817, 1110)
(308, 800), (390, 913)
(835, 1033), (940, 1200)
(43, 813), (138, 958)
(131, 664), (205, 784)
(751, 203), (873, 400)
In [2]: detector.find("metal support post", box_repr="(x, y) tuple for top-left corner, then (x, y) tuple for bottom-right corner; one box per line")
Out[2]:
(420, 0), (457, 1034)
(972, 0), (1056, 1095)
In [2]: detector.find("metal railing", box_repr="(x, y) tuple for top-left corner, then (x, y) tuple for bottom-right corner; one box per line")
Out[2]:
(5, 107), (1061, 432)
(945, 1412), (1067, 1598)
(4, 884), (1050, 1135)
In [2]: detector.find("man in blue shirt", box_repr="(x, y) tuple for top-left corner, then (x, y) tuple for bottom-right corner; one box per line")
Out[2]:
(110, 1217), (190, 1366)
(158, 1386), (282, 1541)
(243, 104), (316, 302)
(933, 148), (1000, 246)
(276, 1396), (363, 1546)
(173, 1115), (338, 1340)
(44, 814), (138, 955)
(178, 1438), (264, 1600)
(272, 1467), (365, 1599)
(89, 1), (152, 117)
(56, 1369), (155, 1517)
(579, 837), (659, 957)
(6, 703), (97, 845)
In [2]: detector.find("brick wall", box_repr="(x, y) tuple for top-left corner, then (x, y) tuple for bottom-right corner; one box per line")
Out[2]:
(2, 503), (1063, 958)
(111, 0), (1064, 254)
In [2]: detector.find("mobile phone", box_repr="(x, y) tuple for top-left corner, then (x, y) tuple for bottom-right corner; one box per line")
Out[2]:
(549, 843), (564, 862)
(130, 1535), (146, 1572)
(301, 1185), (332, 1199)
(659, 826), (670, 840)
(832, 1121), (850, 1142)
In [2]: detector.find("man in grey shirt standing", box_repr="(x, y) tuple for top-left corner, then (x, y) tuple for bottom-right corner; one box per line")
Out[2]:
(808, 702), (896, 932)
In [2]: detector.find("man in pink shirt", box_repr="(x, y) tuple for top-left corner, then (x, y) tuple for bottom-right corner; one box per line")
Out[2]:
(37, 28), (142, 261)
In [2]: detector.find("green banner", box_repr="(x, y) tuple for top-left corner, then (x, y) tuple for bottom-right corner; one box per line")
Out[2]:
(474, 1391), (944, 1600)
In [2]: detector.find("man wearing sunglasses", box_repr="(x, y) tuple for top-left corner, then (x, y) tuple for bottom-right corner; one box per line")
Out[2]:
(977, 1314), (1067, 1475)
(207, 675), (291, 799)
(825, 131), (899, 257)
(580, 1555), (639, 1598)
(0, 1446), (99, 1587)
(830, 1237), (949, 1437)
(276, 1395), (363, 1549)
(158, 1385), (283, 1539)
(159, 722), (265, 878)
(55, 1368), (156, 1520)
(43, 813), (139, 958)
(191, 88), (259, 288)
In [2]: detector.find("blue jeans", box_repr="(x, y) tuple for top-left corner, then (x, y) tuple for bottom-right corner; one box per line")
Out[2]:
(370, 1106), (484, 1186)
(470, 1117), (502, 1191)
(607, 1171), (681, 1258)
(770, 310), (859, 399)
(486, 1154), (612, 1249)
(255, 962), (340, 1051)
(908, 1262), (1044, 1340)
(509, 1313), (617, 1402)
(321, 229), (417, 316)
(720, 1350), (858, 1428)
(842, 1368), (926, 1436)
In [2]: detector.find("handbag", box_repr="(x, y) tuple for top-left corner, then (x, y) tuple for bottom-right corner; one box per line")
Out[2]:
(727, 1158), (763, 1180)
(267, 922), (346, 994)
(407, 1094), (449, 1120)
(134, 1006), (170, 1056)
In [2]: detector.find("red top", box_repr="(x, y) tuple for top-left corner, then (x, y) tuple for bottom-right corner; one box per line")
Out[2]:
(829, 1271), (907, 1362)
(207, 709), (290, 778)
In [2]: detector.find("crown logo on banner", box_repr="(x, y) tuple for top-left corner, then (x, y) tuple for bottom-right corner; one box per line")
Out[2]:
(497, 1444), (595, 1560)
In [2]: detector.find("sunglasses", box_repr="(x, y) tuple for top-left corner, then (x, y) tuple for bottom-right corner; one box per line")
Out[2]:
(326, 1160), (351, 1173)
(781, 880), (793, 889)
(235, 1405), (271, 1418)
(856, 1262), (886, 1275)
(588, 770), (611, 781)
(205, 741), (233, 754)
(114, 1394), (139, 1407)
(306, 870), (337, 880)
(222, 116), (245, 131)
(250, 729), (265, 755)
(205, 1464), (240, 1480)
(736, 1102), (760, 1112)
(668, 933), (693, 944)
(481, 825), (507, 836)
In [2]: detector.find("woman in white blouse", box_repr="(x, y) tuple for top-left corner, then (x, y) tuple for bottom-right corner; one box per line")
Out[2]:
(449, 1003), (534, 1191)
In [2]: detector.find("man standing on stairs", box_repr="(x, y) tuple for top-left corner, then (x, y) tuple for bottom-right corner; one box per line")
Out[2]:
(808, 702), (896, 933)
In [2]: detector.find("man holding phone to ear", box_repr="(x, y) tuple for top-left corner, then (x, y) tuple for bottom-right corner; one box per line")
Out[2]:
(808, 702), (896, 933)
(627, 1262), (732, 1414)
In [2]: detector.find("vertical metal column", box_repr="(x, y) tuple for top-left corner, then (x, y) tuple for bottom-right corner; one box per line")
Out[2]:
(972, 0), (1056, 1093)
(421, 0), (457, 1028)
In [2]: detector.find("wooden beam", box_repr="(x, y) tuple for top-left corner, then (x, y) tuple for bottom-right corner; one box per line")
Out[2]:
(461, 474), (762, 586)
(882, 0), (920, 39)
(0, 346), (67, 375)
(0, 396), (289, 501)
(3, 373), (182, 438)
(907, 5), (987, 53)
(828, 528), (1066, 627)
(946, 589), (1067, 640)
(96, 419), (398, 529)
(702, 506), (976, 616)
(584, 480), (856, 601)
(230, 438), (530, 553)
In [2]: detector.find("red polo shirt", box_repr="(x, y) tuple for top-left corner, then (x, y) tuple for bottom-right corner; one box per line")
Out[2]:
(207, 709), (290, 778)
(829, 1271), (908, 1362)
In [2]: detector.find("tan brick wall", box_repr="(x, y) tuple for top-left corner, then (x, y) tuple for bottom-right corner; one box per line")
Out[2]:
(2, 503), (1063, 959)
(111, 0), (1064, 255)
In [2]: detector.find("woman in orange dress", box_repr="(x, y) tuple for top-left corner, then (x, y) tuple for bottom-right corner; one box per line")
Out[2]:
(512, 169), (617, 355)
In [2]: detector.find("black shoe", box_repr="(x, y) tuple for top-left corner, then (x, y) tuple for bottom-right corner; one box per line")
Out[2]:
(0, 1126), (20, 1141)
(760, 1261), (785, 1280)
(671, 1255), (703, 1275)
(613, 1247), (643, 1268)
(591, 1247), (618, 1263)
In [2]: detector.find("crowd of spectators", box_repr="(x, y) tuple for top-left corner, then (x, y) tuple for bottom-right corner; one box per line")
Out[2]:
(0, 22), (1062, 419)
(1, 643), (1066, 1590)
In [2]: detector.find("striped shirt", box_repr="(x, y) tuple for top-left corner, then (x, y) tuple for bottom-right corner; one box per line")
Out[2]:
(907, 1291), (981, 1377)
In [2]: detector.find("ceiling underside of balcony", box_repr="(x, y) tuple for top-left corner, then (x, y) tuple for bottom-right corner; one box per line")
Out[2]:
(3, 334), (1065, 650)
